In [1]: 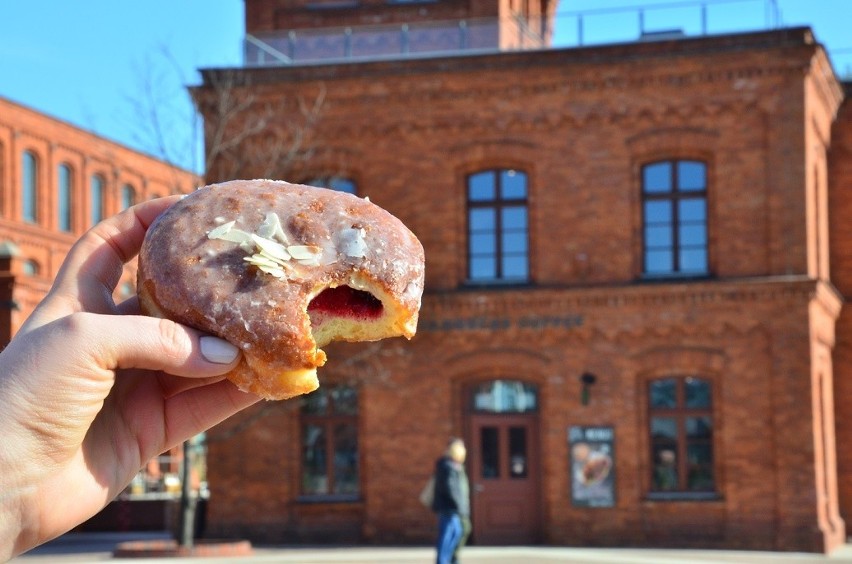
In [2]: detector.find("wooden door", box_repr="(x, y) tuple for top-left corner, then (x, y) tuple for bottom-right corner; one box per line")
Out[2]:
(469, 414), (540, 545)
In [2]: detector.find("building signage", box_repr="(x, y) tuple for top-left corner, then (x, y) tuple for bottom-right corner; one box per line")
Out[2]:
(569, 426), (615, 508)
(419, 314), (584, 333)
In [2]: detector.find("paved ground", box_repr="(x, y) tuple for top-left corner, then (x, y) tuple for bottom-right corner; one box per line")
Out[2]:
(13, 532), (852, 564)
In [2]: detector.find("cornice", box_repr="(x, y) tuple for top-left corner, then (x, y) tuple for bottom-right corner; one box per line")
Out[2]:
(422, 276), (825, 318)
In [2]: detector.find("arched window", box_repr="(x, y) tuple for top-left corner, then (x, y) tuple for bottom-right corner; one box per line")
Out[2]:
(471, 379), (539, 413)
(58, 163), (73, 232)
(306, 176), (357, 195)
(90, 174), (105, 226)
(642, 160), (708, 276)
(22, 151), (38, 223)
(648, 376), (715, 495)
(467, 169), (529, 283)
(121, 184), (136, 210)
(22, 259), (40, 276)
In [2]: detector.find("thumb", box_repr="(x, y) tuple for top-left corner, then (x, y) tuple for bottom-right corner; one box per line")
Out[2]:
(72, 313), (242, 377)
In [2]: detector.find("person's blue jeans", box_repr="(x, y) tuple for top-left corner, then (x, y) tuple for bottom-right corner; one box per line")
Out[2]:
(436, 511), (463, 564)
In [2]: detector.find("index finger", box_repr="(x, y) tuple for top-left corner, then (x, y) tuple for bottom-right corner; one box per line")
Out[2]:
(22, 196), (183, 332)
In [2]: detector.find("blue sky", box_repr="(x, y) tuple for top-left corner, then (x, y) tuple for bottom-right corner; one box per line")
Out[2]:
(0, 0), (849, 173)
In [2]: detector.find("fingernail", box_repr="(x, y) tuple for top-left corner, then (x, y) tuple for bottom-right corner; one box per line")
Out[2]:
(200, 336), (239, 364)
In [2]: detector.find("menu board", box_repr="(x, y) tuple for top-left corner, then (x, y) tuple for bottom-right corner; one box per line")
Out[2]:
(569, 426), (615, 508)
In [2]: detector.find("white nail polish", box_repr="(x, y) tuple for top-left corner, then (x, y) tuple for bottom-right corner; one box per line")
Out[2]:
(200, 336), (239, 364)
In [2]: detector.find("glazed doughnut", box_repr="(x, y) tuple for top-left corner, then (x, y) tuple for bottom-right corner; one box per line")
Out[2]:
(137, 179), (425, 400)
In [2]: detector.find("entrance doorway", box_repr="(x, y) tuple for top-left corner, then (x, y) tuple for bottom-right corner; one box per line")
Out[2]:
(466, 380), (541, 545)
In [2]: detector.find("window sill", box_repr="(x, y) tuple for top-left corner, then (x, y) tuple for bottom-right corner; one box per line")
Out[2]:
(639, 272), (712, 282)
(462, 279), (532, 289)
(644, 491), (722, 502)
(296, 494), (362, 504)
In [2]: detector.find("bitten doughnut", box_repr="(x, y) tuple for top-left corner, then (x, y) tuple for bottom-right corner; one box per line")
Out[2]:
(137, 179), (425, 400)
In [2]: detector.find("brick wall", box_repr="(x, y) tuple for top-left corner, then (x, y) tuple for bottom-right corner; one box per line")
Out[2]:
(0, 96), (199, 336)
(830, 84), (852, 526)
(200, 28), (848, 552)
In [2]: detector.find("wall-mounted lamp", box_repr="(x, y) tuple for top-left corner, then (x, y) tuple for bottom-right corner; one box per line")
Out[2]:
(580, 372), (597, 406)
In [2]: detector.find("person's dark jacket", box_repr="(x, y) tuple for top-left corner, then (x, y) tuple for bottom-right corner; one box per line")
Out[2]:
(431, 456), (470, 517)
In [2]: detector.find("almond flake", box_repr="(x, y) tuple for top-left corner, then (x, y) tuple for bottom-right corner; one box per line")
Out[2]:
(244, 254), (284, 269)
(218, 228), (254, 245)
(256, 264), (286, 278)
(251, 234), (291, 261)
(257, 212), (290, 245)
(287, 245), (322, 260)
(208, 220), (236, 239)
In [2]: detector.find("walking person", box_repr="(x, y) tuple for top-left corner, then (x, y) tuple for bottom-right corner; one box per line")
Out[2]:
(431, 437), (470, 564)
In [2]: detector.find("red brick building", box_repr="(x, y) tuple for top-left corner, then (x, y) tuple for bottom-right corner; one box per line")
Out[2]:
(0, 96), (200, 526)
(0, 96), (199, 337)
(193, 0), (852, 554)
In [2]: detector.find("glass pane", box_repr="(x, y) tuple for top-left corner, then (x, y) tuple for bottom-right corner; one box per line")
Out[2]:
(480, 426), (500, 478)
(22, 152), (37, 223)
(470, 257), (497, 280)
(644, 201), (672, 224)
(679, 198), (706, 222)
(685, 378), (712, 408)
(302, 389), (328, 415)
(91, 175), (104, 225)
(686, 416), (713, 439)
(643, 162), (672, 193)
(501, 206), (527, 229)
(302, 424), (328, 494)
(500, 169), (527, 199)
(469, 208), (496, 231)
(679, 223), (707, 246)
(679, 249), (708, 273)
(468, 171), (496, 201)
(331, 386), (358, 415)
(470, 232), (496, 254)
(502, 231), (527, 254)
(58, 164), (72, 232)
(502, 255), (529, 280)
(121, 184), (136, 209)
(509, 426), (528, 479)
(307, 177), (356, 194)
(652, 446), (679, 491)
(649, 379), (678, 408)
(645, 250), (673, 273)
(329, 177), (356, 194)
(645, 225), (672, 247)
(472, 380), (538, 413)
(687, 444), (714, 490)
(333, 423), (359, 494)
(650, 417), (678, 440)
(677, 161), (706, 192)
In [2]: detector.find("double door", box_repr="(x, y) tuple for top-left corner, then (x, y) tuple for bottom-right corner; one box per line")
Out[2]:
(468, 414), (540, 545)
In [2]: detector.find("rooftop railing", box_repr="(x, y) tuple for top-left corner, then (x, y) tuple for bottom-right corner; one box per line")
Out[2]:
(242, 0), (852, 78)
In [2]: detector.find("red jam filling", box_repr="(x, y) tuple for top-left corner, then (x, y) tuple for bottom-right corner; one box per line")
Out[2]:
(308, 286), (383, 319)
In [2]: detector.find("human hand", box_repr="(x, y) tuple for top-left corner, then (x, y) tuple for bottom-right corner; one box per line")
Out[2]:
(0, 196), (260, 560)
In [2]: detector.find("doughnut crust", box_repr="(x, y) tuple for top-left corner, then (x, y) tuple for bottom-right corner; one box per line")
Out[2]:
(137, 179), (425, 400)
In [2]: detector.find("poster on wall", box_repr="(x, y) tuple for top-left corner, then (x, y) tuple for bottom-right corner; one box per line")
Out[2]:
(569, 426), (615, 508)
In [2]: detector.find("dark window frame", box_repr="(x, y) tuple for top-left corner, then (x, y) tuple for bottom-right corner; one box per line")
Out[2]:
(641, 159), (709, 278)
(298, 385), (360, 502)
(647, 375), (717, 499)
(466, 168), (529, 284)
